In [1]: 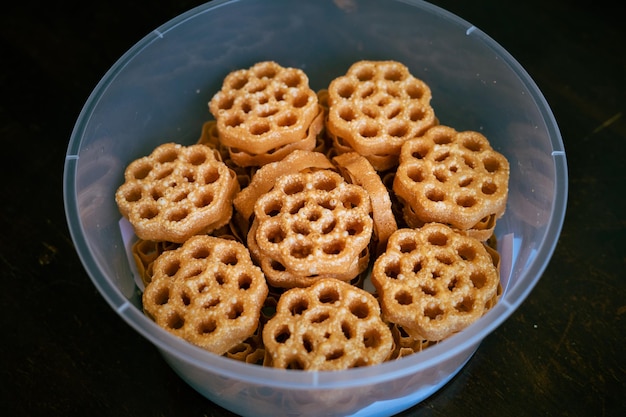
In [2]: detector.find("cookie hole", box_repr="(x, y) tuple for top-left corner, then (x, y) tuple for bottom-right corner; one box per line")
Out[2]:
(288, 298), (309, 315)
(384, 67), (404, 81)
(215, 271), (226, 286)
(345, 219), (365, 236)
(314, 176), (339, 191)
(434, 151), (450, 162)
(191, 246), (210, 259)
(363, 328), (383, 348)
(432, 133), (453, 145)
(229, 74), (249, 90)
(319, 198), (336, 211)
(420, 285), (437, 296)
(385, 104), (402, 119)
(182, 266), (202, 281)
(153, 287), (170, 305)
(354, 65), (375, 81)
(277, 112), (298, 127)
(284, 180), (305, 195)
(139, 204), (159, 220)
(336, 81), (355, 99)
(448, 277), (459, 291)
(286, 200), (306, 215)
(455, 297), (475, 313)
(306, 209), (321, 222)
(274, 89), (285, 101)
(410, 143), (430, 159)
(462, 136), (484, 152)
(224, 114), (244, 128)
(153, 166), (174, 180)
(457, 245), (477, 261)
(349, 301), (370, 319)
(159, 259), (180, 277)
(180, 291), (191, 306)
(409, 106), (426, 122)
(341, 321), (354, 339)
(426, 188), (445, 202)
(302, 334), (314, 353)
(434, 169), (448, 183)
(405, 83), (424, 100)
(321, 219), (336, 235)
(482, 181), (498, 195)
(262, 199), (283, 217)
(270, 260), (286, 272)
(279, 71), (302, 88)
(483, 156), (501, 173)
(122, 185), (142, 203)
(407, 166), (424, 182)
(459, 176), (473, 187)
(202, 167), (220, 184)
(169, 190), (187, 203)
(237, 274), (252, 290)
(424, 305), (444, 320)
(470, 271), (487, 289)
(167, 312), (184, 330)
(342, 191), (364, 209)
(198, 319), (217, 335)
(361, 105), (379, 119)
(247, 81), (266, 94)
(432, 270), (442, 279)
(241, 100), (253, 114)
(436, 254), (454, 265)
(258, 106), (278, 118)
(413, 260), (423, 274)
(323, 240), (345, 255)
(219, 250), (239, 266)
(384, 261), (400, 279)
(463, 155), (476, 169)
(274, 325), (291, 343)
(395, 290), (413, 305)
(286, 358), (305, 370)
(130, 162), (152, 180)
(290, 243), (313, 259)
(326, 349), (345, 361)
(293, 91), (311, 109)
(338, 105), (356, 122)
(215, 95), (235, 111)
(456, 195), (477, 208)
(254, 63), (277, 79)
(311, 312), (330, 323)
(188, 150), (207, 166)
(203, 297), (220, 309)
(359, 124), (379, 139)
(227, 302), (244, 320)
(427, 231), (448, 246)
(292, 222), (310, 236)
(319, 287), (340, 304)
(388, 122), (409, 138)
(166, 208), (189, 223)
(249, 121), (270, 136)
(156, 148), (179, 164)
(398, 238), (417, 253)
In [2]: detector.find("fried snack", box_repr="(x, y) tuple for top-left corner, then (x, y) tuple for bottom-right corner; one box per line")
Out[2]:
(142, 235), (269, 355)
(115, 143), (239, 243)
(371, 224), (500, 341)
(209, 61), (319, 155)
(250, 169), (373, 287)
(326, 60), (436, 167)
(333, 152), (397, 255)
(226, 105), (325, 167)
(262, 278), (393, 370)
(393, 125), (510, 234)
(233, 150), (336, 222)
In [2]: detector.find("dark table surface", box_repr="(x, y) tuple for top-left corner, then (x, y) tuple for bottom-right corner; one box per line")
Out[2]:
(2, 0), (624, 416)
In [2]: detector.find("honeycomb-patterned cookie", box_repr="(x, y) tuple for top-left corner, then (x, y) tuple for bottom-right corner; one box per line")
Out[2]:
(371, 224), (500, 341)
(209, 61), (319, 155)
(326, 60), (436, 165)
(393, 125), (510, 232)
(262, 278), (393, 370)
(142, 235), (268, 355)
(250, 169), (373, 287)
(115, 143), (239, 243)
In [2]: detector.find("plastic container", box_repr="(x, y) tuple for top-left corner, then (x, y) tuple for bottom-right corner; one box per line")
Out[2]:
(63, 1), (568, 416)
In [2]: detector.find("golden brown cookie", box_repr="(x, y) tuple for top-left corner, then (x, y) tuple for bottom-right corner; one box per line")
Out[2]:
(326, 60), (436, 167)
(115, 143), (239, 243)
(371, 224), (500, 341)
(262, 278), (393, 370)
(209, 61), (319, 155)
(142, 235), (268, 355)
(393, 125), (509, 234)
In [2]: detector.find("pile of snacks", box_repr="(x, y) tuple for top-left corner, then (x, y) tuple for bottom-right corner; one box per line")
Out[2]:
(115, 60), (509, 371)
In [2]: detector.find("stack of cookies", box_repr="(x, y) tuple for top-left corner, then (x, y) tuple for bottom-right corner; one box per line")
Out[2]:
(114, 60), (510, 371)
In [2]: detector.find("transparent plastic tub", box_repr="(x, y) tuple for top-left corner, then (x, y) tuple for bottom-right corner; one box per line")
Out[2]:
(63, 1), (567, 416)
